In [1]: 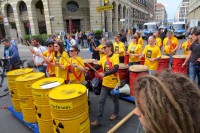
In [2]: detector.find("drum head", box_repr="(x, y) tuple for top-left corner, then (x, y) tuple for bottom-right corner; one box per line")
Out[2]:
(93, 60), (100, 65)
(83, 59), (95, 64)
(129, 65), (148, 72)
(161, 55), (170, 59)
(119, 63), (129, 69)
(173, 55), (187, 59)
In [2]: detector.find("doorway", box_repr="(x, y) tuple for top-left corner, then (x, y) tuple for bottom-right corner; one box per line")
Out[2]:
(66, 19), (80, 33)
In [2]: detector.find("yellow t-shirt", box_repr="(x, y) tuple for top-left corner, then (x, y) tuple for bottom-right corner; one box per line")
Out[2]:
(128, 43), (142, 63)
(98, 44), (106, 59)
(114, 42), (125, 57)
(182, 41), (190, 55)
(138, 37), (144, 46)
(142, 45), (161, 70)
(98, 54), (120, 89)
(54, 51), (69, 81)
(43, 51), (55, 76)
(155, 37), (162, 48)
(64, 56), (85, 83)
(163, 37), (178, 55)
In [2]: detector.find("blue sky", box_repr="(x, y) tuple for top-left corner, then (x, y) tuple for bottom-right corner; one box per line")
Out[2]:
(157, 0), (182, 20)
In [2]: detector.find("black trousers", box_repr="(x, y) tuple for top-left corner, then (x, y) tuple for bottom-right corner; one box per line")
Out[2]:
(119, 56), (124, 63)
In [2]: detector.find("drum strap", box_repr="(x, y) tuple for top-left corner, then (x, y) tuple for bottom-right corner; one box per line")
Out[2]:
(168, 39), (176, 50)
(46, 51), (53, 72)
(187, 41), (191, 48)
(68, 58), (82, 81)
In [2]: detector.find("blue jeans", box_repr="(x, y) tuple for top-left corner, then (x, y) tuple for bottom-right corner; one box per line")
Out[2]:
(96, 87), (119, 122)
(37, 66), (47, 76)
(166, 54), (173, 67)
(189, 62), (200, 87)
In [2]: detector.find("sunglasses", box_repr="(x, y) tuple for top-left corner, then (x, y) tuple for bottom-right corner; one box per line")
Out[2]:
(54, 46), (58, 47)
(48, 45), (52, 47)
(69, 50), (76, 52)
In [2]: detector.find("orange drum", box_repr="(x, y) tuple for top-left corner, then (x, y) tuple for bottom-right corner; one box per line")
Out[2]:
(172, 55), (188, 75)
(83, 59), (95, 80)
(129, 65), (148, 97)
(140, 57), (145, 65)
(93, 60), (103, 80)
(118, 63), (129, 83)
(124, 55), (129, 65)
(157, 55), (170, 72)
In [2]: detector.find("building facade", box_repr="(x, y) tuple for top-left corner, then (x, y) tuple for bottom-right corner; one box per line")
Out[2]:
(174, 0), (189, 23)
(188, 0), (200, 27)
(155, 3), (167, 23)
(0, 0), (155, 39)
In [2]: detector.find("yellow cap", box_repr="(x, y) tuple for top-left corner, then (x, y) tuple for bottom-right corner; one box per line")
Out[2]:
(6, 68), (33, 76)
(31, 77), (64, 90)
(49, 84), (87, 100)
(16, 72), (44, 82)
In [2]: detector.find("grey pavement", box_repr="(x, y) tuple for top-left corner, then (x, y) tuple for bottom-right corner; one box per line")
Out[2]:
(0, 38), (185, 133)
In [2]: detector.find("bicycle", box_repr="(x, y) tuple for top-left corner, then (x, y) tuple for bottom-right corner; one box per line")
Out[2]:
(0, 58), (27, 98)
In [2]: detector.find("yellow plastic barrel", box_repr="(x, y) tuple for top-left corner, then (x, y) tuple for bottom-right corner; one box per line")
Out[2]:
(37, 116), (53, 133)
(49, 84), (90, 133)
(15, 72), (45, 96)
(35, 104), (51, 120)
(49, 84), (88, 119)
(31, 77), (64, 105)
(6, 68), (33, 112)
(15, 72), (45, 123)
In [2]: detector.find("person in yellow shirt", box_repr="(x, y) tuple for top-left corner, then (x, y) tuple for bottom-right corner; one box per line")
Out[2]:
(91, 40), (120, 127)
(180, 35), (193, 55)
(135, 31), (144, 46)
(163, 31), (179, 67)
(113, 35), (125, 63)
(141, 35), (161, 75)
(96, 38), (107, 60)
(63, 45), (87, 84)
(51, 41), (69, 83)
(154, 30), (162, 48)
(127, 35), (142, 66)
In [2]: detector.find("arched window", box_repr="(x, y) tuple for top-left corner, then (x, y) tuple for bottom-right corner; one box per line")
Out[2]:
(7, 4), (13, 17)
(66, 1), (79, 13)
(35, 0), (44, 15)
(19, 1), (27, 15)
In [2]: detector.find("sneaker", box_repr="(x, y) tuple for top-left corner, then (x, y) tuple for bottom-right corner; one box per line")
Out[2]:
(109, 114), (117, 121)
(91, 120), (101, 127)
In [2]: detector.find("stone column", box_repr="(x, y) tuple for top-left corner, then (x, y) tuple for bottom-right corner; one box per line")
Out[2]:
(106, 10), (112, 36)
(89, 0), (102, 30)
(112, 3), (118, 35)
(48, 0), (64, 33)
(118, 5), (123, 31)
(12, 2), (26, 38)
(26, 0), (39, 35)
(42, 0), (52, 35)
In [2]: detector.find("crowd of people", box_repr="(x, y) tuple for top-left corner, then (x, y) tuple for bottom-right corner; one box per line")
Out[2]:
(1, 27), (200, 133)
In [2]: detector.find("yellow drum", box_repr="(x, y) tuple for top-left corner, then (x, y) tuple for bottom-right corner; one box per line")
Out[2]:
(19, 95), (34, 108)
(35, 104), (51, 120)
(31, 77), (64, 105)
(10, 89), (19, 99)
(49, 84), (88, 119)
(52, 111), (90, 133)
(37, 116), (53, 133)
(15, 72), (45, 96)
(11, 98), (21, 112)
(6, 68), (33, 89)
(21, 107), (37, 123)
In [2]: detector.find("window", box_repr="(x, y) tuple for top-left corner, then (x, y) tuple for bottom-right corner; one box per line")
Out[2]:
(7, 4), (13, 17)
(19, 1), (27, 15)
(66, 1), (79, 13)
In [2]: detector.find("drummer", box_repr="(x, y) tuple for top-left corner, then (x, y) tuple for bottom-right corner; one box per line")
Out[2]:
(179, 35), (193, 55)
(113, 35), (125, 63)
(97, 38), (107, 60)
(163, 31), (179, 67)
(127, 35), (142, 66)
(91, 40), (120, 127)
(141, 35), (161, 75)
(63, 45), (88, 84)
(31, 41), (55, 77)
(50, 41), (69, 83)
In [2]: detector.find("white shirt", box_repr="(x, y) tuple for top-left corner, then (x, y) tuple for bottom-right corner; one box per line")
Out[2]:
(70, 39), (76, 46)
(33, 45), (47, 66)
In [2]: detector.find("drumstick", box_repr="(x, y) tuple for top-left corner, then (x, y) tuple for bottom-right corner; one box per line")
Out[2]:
(72, 57), (85, 68)
(107, 109), (136, 133)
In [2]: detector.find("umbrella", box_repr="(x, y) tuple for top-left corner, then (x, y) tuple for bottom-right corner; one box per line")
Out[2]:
(69, 16), (72, 34)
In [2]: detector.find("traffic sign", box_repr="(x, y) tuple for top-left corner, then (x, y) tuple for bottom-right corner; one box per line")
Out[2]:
(96, 4), (113, 12)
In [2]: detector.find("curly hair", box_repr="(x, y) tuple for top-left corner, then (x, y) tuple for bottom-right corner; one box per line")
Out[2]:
(134, 70), (200, 133)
